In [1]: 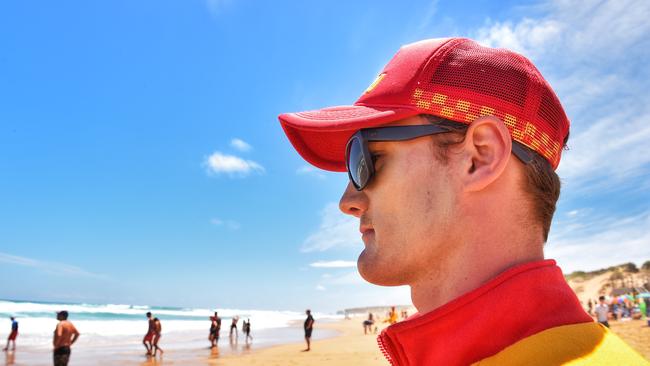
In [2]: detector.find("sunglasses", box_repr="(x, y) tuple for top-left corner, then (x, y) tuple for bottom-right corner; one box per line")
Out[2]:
(345, 121), (533, 191)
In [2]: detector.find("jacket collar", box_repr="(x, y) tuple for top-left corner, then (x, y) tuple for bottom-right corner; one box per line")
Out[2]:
(377, 259), (592, 365)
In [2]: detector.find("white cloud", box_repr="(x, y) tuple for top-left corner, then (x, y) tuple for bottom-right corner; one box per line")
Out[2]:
(310, 260), (357, 268)
(476, 0), (650, 62)
(474, 0), (650, 191)
(204, 151), (264, 177)
(0, 252), (107, 279)
(321, 271), (366, 286)
(210, 218), (241, 230)
(230, 138), (252, 152)
(477, 18), (562, 58)
(301, 202), (361, 252)
(296, 165), (326, 179)
(316, 285), (326, 291)
(558, 105), (650, 186)
(547, 210), (650, 273)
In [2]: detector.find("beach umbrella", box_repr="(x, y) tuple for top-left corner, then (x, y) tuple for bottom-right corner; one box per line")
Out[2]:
(638, 293), (650, 298)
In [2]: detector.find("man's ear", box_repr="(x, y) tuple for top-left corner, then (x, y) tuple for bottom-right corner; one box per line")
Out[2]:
(459, 116), (512, 192)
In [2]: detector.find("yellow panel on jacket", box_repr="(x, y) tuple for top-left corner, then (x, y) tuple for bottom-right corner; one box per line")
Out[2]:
(473, 322), (649, 365)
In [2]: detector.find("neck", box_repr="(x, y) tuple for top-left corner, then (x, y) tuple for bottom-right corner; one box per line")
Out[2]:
(410, 201), (544, 314)
(411, 249), (543, 314)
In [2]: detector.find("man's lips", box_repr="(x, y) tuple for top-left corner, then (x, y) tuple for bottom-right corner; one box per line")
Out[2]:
(360, 226), (374, 235)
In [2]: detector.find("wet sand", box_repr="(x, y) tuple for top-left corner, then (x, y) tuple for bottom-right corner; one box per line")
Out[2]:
(1, 324), (340, 366)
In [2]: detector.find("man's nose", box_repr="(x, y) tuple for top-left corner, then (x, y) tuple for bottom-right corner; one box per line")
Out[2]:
(339, 182), (368, 218)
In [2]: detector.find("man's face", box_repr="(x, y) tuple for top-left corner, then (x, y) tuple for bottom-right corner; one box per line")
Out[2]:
(339, 116), (461, 286)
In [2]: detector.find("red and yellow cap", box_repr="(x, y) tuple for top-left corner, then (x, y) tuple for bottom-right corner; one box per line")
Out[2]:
(279, 38), (570, 171)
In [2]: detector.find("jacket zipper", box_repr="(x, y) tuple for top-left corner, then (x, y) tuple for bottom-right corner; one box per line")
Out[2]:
(377, 332), (397, 366)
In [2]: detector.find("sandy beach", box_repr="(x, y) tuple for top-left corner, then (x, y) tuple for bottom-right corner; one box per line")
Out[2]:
(217, 316), (389, 366)
(216, 317), (650, 365)
(609, 319), (650, 360)
(3, 316), (648, 365)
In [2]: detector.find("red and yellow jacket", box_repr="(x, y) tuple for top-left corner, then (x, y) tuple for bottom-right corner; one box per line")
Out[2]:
(377, 260), (648, 365)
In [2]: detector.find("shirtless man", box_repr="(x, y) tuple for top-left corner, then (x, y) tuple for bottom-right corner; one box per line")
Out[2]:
(209, 312), (221, 348)
(229, 316), (239, 338)
(3, 317), (18, 352)
(52, 311), (79, 366)
(303, 310), (314, 352)
(142, 312), (155, 356)
(242, 319), (252, 343)
(152, 317), (163, 357)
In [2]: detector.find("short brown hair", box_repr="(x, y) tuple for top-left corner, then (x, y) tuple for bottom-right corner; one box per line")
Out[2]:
(422, 114), (561, 242)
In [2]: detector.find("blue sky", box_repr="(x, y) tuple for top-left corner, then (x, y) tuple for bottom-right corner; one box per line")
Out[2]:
(0, 0), (648, 313)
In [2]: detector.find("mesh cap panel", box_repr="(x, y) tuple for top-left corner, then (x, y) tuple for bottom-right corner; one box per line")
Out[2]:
(406, 39), (569, 168)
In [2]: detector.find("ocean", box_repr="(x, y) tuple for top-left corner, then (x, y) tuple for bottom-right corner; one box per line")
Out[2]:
(0, 299), (339, 352)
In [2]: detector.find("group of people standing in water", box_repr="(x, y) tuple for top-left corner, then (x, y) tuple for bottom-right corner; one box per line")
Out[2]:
(143, 311), (253, 356)
(207, 312), (252, 348)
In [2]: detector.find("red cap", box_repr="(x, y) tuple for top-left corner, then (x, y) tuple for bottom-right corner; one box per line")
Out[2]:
(279, 38), (570, 171)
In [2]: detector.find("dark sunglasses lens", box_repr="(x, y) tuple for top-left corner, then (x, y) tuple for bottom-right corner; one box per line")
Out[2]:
(347, 138), (369, 189)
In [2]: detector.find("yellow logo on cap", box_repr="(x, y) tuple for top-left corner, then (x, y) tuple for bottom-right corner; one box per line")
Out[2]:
(364, 73), (386, 94)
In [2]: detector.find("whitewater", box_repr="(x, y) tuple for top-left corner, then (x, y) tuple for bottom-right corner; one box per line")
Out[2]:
(0, 299), (339, 349)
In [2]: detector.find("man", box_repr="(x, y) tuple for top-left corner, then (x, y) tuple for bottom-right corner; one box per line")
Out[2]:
(242, 318), (252, 342)
(152, 317), (163, 357)
(387, 306), (398, 325)
(209, 312), (221, 348)
(142, 312), (155, 356)
(363, 313), (374, 335)
(52, 311), (79, 366)
(279, 38), (646, 364)
(303, 309), (314, 352)
(229, 316), (239, 338)
(2, 317), (18, 352)
(595, 296), (610, 328)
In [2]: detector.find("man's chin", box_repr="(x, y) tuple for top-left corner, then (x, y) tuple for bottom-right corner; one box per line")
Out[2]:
(357, 250), (405, 286)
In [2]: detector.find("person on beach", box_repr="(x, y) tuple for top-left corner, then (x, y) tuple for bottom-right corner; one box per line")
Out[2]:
(303, 309), (314, 352)
(209, 312), (221, 347)
(2, 317), (18, 352)
(595, 296), (610, 328)
(143, 312), (155, 356)
(52, 311), (79, 366)
(362, 313), (374, 335)
(242, 318), (252, 342)
(278, 37), (646, 364)
(229, 316), (239, 338)
(387, 307), (398, 325)
(152, 317), (164, 357)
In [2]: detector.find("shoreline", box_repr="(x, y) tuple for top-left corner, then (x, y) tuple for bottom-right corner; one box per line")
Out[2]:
(1, 316), (387, 365)
(0, 322), (345, 366)
(216, 315), (390, 366)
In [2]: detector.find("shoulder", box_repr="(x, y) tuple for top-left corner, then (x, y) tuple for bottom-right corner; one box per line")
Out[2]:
(474, 322), (648, 365)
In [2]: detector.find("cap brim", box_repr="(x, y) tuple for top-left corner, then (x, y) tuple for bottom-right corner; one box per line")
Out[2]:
(279, 105), (419, 172)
